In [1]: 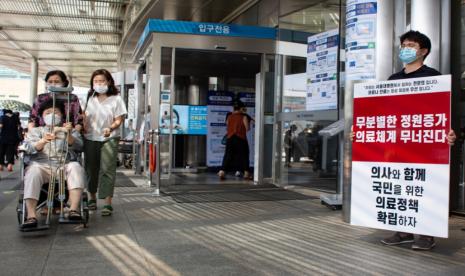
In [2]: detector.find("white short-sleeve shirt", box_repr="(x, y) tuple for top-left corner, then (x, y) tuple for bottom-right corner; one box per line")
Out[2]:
(84, 95), (127, 141)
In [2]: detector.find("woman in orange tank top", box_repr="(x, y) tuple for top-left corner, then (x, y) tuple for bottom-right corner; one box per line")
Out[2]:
(218, 101), (251, 180)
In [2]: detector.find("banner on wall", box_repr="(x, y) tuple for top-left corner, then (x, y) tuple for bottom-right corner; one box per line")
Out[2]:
(345, 0), (377, 80)
(206, 91), (234, 167)
(350, 75), (451, 238)
(306, 29), (339, 111)
(206, 91), (256, 167)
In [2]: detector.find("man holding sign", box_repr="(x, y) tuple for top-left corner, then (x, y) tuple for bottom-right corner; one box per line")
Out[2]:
(351, 31), (455, 251)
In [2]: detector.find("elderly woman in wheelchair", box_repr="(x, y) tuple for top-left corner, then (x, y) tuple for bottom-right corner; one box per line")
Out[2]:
(20, 99), (85, 229)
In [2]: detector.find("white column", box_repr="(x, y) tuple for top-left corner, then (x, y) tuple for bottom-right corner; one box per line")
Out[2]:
(394, 0), (407, 73)
(375, 0), (395, 80)
(440, 0), (451, 74)
(411, 0), (441, 70)
(29, 58), (38, 106)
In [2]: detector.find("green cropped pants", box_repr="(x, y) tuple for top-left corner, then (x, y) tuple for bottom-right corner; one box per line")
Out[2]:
(84, 138), (119, 199)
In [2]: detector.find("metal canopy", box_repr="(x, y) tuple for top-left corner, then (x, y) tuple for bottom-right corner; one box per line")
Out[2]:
(119, 0), (258, 68)
(0, 0), (127, 86)
(0, 0), (269, 85)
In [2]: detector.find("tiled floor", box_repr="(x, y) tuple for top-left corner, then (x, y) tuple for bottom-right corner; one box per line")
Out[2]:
(1, 169), (465, 275)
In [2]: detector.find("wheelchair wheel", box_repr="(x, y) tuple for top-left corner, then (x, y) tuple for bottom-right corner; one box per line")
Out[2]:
(123, 156), (133, 169)
(16, 198), (24, 225)
(81, 192), (89, 228)
(83, 209), (89, 228)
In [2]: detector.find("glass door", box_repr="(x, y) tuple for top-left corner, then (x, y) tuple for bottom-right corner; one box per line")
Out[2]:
(158, 47), (175, 185)
(274, 0), (343, 192)
(275, 55), (339, 192)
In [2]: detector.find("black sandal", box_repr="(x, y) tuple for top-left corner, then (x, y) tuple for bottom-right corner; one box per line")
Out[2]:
(68, 210), (82, 221)
(22, 217), (38, 228)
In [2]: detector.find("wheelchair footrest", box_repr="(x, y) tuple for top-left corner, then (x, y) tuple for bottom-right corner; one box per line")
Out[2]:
(19, 224), (50, 232)
(58, 218), (85, 224)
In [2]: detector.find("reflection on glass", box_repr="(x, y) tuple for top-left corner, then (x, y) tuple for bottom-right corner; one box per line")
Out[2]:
(283, 56), (306, 112)
(280, 120), (338, 192)
(277, 2), (342, 192)
(279, 1), (341, 33)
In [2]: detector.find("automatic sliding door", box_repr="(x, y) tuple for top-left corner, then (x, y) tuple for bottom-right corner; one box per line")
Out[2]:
(157, 49), (263, 183)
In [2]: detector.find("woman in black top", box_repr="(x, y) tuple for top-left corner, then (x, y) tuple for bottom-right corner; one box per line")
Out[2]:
(0, 109), (20, 171)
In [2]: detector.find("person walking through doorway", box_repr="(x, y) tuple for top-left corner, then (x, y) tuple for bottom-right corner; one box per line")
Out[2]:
(218, 101), (252, 181)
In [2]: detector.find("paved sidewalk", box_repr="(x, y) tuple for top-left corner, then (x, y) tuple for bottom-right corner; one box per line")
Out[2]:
(1, 170), (465, 275)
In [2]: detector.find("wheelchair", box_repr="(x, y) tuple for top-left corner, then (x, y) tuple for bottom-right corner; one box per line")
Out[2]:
(16, 86), (89, 231)
(16, 150), (90, 232)
(117, 139), (134, 169)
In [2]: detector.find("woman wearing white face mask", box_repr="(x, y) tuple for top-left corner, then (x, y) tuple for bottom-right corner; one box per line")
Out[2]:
(28, 70), (83, 132)
(83, 69), (127, 216)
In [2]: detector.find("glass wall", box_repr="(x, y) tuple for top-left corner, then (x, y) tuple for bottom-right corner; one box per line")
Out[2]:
(274, 0), (344, 192)
(159, 47), (173, 179)
(279, 0), (341, 33)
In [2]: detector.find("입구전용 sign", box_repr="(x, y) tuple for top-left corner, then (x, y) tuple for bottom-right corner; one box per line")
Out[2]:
(350, 75), (451, 238)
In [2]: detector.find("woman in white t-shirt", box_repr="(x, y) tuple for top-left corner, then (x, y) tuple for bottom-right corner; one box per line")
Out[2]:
(83, 69), (127, 216)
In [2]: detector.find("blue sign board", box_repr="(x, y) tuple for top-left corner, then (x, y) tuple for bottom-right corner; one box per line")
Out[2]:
(137, 19), (277, 53)
(187, 105), (208, 135)
(307, 34), (339, 53)
(160, 105), (207, 135)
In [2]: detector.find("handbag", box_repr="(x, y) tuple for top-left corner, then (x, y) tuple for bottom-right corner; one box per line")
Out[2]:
(221, 134), (227, 145)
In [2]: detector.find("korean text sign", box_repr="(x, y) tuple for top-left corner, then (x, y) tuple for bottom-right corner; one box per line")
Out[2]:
(350, 75), (451, 238)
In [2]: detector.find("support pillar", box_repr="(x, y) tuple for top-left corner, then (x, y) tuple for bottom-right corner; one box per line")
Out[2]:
(411, 0), (441, 70)
(30, 58), (38, 106)
(412, 0), (456, 211)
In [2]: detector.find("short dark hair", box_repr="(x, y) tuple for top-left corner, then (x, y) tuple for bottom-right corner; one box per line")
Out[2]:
(38, 99), (65, 118)
(88, 69), (119, 99)
(400, 30), (432, 60)
(45, 70), (69, 87)
(233, 100), (245, 111)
